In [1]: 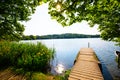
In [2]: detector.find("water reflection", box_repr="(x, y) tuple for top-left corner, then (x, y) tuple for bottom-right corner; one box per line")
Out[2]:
(55, 64), (65, 74)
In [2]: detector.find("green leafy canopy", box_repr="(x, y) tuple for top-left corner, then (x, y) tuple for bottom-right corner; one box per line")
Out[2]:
(0, 0), (44, 41)
(48, 0), (120, 44)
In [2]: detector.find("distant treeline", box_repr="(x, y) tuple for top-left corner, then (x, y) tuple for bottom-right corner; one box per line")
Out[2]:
(22, 33), (100, 40)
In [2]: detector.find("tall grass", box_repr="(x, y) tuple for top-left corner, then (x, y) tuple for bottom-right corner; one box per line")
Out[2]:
(0, 41), (55, 72)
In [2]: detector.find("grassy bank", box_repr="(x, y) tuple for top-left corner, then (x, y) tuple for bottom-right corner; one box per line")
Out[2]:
(31, 70), (70, 80)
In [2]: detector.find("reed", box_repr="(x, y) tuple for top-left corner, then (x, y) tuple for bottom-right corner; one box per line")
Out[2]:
(0, 41), (55, 72)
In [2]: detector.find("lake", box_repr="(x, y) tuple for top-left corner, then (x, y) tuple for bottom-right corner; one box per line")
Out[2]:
(21, 38), (120, 80)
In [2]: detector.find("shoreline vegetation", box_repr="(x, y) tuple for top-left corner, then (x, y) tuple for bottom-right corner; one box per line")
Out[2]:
(0, 41), (70, 80)
(22, 33), (100, 40)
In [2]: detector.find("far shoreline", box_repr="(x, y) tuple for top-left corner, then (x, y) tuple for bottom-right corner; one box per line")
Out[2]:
(22, 33), (100, 40)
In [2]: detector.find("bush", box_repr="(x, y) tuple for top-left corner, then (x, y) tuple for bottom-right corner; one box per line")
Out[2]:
(0, 41), (55, 72)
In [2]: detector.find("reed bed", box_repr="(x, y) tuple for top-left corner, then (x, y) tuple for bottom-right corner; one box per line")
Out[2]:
(0, 41), (55, 72)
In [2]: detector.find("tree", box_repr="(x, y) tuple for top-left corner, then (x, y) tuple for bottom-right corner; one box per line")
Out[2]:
(48, 0), (120, 44)
(0, 0), (41, 41)
(29, 35), (36, 40)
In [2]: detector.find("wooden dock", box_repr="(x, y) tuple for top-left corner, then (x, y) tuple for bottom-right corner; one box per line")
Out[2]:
(68, 48), (104, 80)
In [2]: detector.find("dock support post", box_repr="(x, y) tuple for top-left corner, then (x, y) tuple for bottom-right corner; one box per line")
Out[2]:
(88, 42), (90, 48)
(118, 54), (120, 68)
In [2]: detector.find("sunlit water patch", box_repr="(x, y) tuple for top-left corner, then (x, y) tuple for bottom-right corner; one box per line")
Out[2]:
(55, 64), (65, 74)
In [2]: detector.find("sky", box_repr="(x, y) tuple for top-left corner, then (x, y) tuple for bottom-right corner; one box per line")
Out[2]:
(23, 3), (100, 36)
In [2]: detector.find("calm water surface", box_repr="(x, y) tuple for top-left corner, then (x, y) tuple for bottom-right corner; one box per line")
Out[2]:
(22, 38), (120, 80)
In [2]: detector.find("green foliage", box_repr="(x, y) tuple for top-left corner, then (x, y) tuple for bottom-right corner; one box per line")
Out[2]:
(0, 41), (55, 72)
(31, 72), (47, 80)
(48, 0), (120, 44)
(53, 75), (63, 80)
(53, 70), (71, 80)
(0, 0), (40, 41)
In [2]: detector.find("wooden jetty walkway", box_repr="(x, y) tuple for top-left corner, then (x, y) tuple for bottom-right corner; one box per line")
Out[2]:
(0, 68), (26, 80)
(68, 48), (104, 80)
